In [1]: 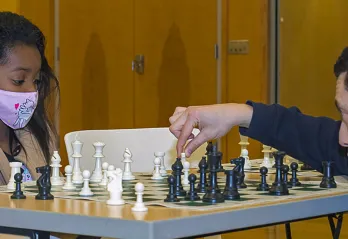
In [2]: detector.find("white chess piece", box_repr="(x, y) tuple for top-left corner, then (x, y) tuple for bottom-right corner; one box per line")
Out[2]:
(181, 152), (186, 163)
(131, 182), (148, 212)
(106, 168), (125, 205)
(154, 152), (167, 176)
(72, 140), (83, 184)
(90, 142), (105, 183)
(151, 157), (163, 180)
(261, 145), (273, 168)
(241, 149), (252, 169)
(99, 162), (109, 186)
(122, 148), (135, 180)
(79, 170), (94, 196)
(7, 162), (22, 190)
(182, 161), (190, 185)
(239, 134), (249, 156)
(50, 151), (64, 186)
(62, 165), (76, 190)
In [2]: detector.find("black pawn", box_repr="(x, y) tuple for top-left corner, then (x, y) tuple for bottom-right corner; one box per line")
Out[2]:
(196, 157), (208, 193)
(11, 173), (26, 199)
(256, 167), (269, 191)
(223, 170), (240, 200)
(282, 165), (292, 188)
(290, 162), (301, 186)
(164, 175), (180, 202)
(185, 174), (200, 201)
(320, 161), (337, 188)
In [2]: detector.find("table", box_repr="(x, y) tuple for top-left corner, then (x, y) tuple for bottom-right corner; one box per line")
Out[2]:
(0, 173), (346, 239)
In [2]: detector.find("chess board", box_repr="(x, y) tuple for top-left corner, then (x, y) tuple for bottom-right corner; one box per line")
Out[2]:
(1, 171), (347, 212)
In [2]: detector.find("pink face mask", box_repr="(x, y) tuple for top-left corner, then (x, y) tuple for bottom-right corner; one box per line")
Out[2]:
(0, 89), (38, 129)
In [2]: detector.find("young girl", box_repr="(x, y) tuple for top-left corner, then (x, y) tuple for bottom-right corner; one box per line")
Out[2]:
(0, 11), (59, 185)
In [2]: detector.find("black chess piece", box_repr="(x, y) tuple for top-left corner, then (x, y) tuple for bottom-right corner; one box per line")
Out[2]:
(269, 151), (289, 196)
(320, 161), (337, 188)
(256, 166), (269, 191)
(230, 157), (247, 189)
(35, 165), (54, 200)
(184, 174), (200, 201)
(171, 158), (186, 196)
(164, 175), (180, 202)
(223, 170), (240, 200)
(196, 157), (208, 193)
(11, 173), (26, 199)
(282, 165), (292, 188)
(202, 144), (224, 203)
(289, 162), (301, 186)
(216, 148), (224, 172)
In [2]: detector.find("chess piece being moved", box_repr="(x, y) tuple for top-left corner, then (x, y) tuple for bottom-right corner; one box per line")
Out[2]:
(35, 165), (54, 200)
(182, 161), (190, 186)
(11, 173), (26, 199)
(72, 140), (83, 184)
(261, 145), (273, 168)
(90, 142), (105, 183)
(122, 148), (135, 180)
(154, 152), (167, 176)
(320, 161), (337, 188)
(241, 149), (251, 169)
(79, 170), (94, 196)
(50, 151), (64, 186)
(131, 182), (148, 212)
(7, 162), (22, 190)
(62, 165), (76, 190)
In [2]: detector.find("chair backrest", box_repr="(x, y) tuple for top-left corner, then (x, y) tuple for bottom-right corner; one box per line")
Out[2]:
(64, 127), (207, 173)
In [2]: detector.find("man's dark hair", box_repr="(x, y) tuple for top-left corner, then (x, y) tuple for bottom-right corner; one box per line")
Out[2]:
(334, 47), (348, 80)
(0, 11), (59, 162)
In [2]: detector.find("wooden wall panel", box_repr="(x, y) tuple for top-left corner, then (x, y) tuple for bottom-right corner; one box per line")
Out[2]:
(279, 0), (348, 119)
(0, 0), (19, 12)
(134, 0), (217, 128)
(224, 0), (269, 161)
(58, 1), (134, 165)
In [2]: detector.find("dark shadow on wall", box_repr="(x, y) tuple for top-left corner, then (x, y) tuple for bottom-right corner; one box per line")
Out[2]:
(157, 23), (190, 127)
(82, 33), (109, 129)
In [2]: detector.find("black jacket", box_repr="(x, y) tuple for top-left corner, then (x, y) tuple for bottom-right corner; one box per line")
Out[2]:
(239, 101), (348, 176)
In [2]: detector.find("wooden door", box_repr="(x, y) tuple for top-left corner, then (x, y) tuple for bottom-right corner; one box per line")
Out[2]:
(279, 0), (348, 120)
(133, 0), (218, 128)
(58, 1), (134, 164)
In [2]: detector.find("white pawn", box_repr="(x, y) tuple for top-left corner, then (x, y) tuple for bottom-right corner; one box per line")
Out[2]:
(131, 182), (148, 212)
(182, 161), (190, 186)
(151, 157), (163, 180)
(79, 170), (93, 196)
(181, 152), (186, 163)
(241, 149), (252, 169)
(7, 162), (22, 190)
(62, 165), (76, 190)
(99, 162), (109, 186)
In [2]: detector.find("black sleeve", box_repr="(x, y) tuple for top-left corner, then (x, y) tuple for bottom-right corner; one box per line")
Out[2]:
(239, 101), (348, 176)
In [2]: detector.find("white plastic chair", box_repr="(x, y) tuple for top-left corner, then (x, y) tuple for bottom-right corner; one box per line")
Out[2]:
(64, 127), (207, 173)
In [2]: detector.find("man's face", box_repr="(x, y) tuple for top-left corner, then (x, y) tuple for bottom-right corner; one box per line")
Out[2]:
(335, 72), (348, 147)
